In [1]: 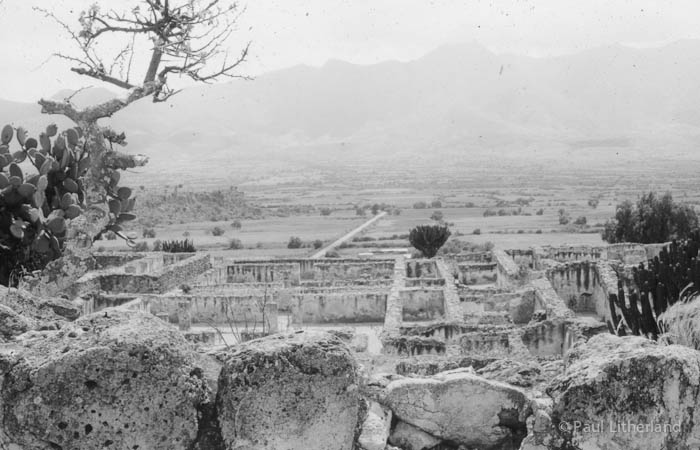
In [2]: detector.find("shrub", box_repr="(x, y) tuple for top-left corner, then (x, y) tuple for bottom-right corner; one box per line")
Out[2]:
(409, 224), (451, 258)
(319, 207), (332, 216)
(574, 216), (587, 226)
(162, 239), (196, 253)
(211, 226), (225, 236)
(588, 198), (599, 209)
(431, 200), (442, 208)
(325, 249), (341, 258)
(152, 239), (162, 251)
(228, 238), (244, 250)
(142, 228), (156, 238)
(287, 236), (303, 249)
(132, 241), (149, 252)
(430, 210), (444, 222)
(105, 231), (117, 241)
(182, 231), (190, 237)
(472, 228), (481, 235)
(602, 192), (698, 243)
(413, 201), (427, 209)
(356, 207), (366, 216)
(230, 220), (242, 229)
(536, 208), (544, 215)
(313, 239), (324, 249)
(535, 229), (542, 234)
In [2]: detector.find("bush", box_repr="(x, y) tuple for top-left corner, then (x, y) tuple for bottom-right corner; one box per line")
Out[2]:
(211, 226), (225, 236)
(535, 229), (542, 234)
(228, 238), (244, 250)
(325, 249), (341, 258)
(230, 220), (242, 229)
(602, 192), (698, 243)
(142, 228), (156, 238)
(430, 210), (444, 222)
(409, 225), (451, 258)
(356, 207), (366, 216)
(483, 209), (497, 217)
(472, 228), (481, 235)
(287, 236), (303, 249)
(588, 198), (599, 209)
(132, 242), (149, 252)
(413, 201), (427, 209)
(431, 200), (442, 208)
(574, 216), (587, 226)
(319, 207), (332, 216)
(313, 239), (324, 249)
(152, 239), (162, 251)
(558, 208), (570, 225)
(162, 239), (196, 253)
(536, 208), (544, 215)
(182, 231), (190, 237)
(105, 231), (117, 240)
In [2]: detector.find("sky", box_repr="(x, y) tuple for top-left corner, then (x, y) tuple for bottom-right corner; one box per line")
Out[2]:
(1, 0), (700, 102)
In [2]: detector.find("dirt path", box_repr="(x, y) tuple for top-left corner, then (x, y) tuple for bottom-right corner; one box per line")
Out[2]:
(310, 211), (387, 258)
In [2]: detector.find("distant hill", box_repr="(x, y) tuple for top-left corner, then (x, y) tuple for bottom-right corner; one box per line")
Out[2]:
(3, 41), (700, 183)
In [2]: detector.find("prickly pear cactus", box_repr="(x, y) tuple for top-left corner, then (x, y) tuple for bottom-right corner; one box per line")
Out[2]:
(0, 123), (137, 286)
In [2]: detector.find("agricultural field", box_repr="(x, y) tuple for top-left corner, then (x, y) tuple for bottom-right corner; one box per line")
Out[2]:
(101, 153), (700, 257)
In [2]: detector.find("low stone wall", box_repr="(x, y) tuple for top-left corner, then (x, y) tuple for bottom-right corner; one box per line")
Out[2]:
(291, 291), (388, 324)
(494, 250), (521, 289)
(405, 259), (438, 278)
(506, 249), (537, 269)
(227, 262), (300, 284)
(546, 261), (614, 321)
(404, 278), (445, 288)
(543, 245), (606, 263)
(530, 278), (574, 320)
(399, 288), (445, 321)
(222, 258), (396, 285)
(456, 262), (497, 285)
(141, 293), (279, 332)
(520, 319), (568, 356)
(73, 254), (211, 296)
(606, 243), (648, 265)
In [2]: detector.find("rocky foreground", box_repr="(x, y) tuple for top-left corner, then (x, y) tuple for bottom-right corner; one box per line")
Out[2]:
(0, 287), (698, 449)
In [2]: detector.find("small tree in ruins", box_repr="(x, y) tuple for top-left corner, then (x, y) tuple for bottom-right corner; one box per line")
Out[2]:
(408, 225), (451, 259)
(0, 1), (249, 285)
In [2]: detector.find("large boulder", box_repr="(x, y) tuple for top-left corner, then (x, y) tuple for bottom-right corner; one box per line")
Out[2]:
(546, 333), (700, 449)
(382, 368), (531, 449)
(389, 420), (442, 450)
(0, 309), (211, 450)
(0, 286), (80, 339)
(216, 330), (364, 450)
(358, 402), (392, 450)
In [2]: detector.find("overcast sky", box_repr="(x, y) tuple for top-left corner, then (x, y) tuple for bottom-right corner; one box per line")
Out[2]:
(1, 0), (699, 102)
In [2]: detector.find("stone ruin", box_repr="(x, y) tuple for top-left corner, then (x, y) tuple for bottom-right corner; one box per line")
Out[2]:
(0, 241), (698, 449)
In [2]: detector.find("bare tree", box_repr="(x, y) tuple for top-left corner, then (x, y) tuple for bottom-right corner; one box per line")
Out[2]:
(33, 1), (250, 252)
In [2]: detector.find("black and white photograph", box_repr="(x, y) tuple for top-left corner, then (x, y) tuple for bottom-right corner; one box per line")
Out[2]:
(1, 1), (700, 449)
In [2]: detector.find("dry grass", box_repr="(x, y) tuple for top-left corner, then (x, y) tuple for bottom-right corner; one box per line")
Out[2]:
(658, 296), (700, 349)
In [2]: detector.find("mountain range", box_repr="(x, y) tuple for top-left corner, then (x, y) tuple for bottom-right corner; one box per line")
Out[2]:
(2, 41), (700, 183)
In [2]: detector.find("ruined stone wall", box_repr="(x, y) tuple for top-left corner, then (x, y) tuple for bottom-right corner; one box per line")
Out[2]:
(494, 250), (521, 289)
(399, 288), (445, 321)
(291, 291), (388, 323)
(543, 245), (606, 263)
(506, 249), (537, 269)
(530, 278), (574, 320)
(606, 243), (648, 265)
(546, 261), (612, 320)
(405, 259), (438, 278)
(456, 262), (497, 285)
(141, 293), (279, 331)
(227, 262), (300, 284)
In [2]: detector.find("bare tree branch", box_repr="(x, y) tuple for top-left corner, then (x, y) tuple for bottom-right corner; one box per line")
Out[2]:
(37, 0), (250, 101)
